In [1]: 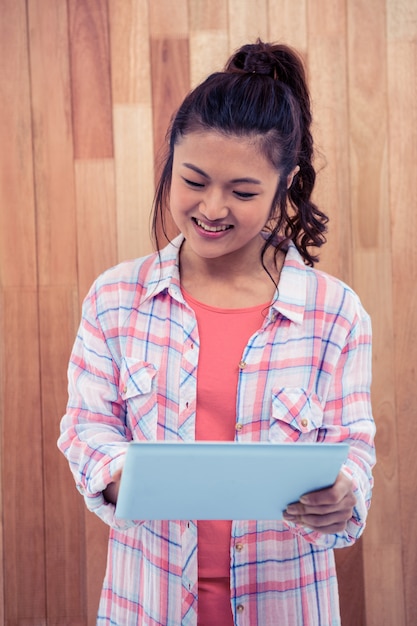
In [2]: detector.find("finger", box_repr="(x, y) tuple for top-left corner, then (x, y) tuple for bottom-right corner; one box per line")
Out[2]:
(283, 510), (352, 534)
(303, 494), (356, 516)
(300, 472), (355, 507)
(286, 491), (355, 516)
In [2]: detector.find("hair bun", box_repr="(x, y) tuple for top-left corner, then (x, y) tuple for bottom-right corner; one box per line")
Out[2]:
(226, 41), (279, 79)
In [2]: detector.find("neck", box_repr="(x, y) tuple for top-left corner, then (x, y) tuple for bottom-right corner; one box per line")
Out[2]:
(179, 239), (284, 308)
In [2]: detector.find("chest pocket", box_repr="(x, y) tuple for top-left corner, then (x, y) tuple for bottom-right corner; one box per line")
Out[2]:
(269, 388), (324, 442)
(119, 357), (158, 440)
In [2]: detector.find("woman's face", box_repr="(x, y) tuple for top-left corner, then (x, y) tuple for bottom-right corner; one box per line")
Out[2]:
(169, 130), (281, 267)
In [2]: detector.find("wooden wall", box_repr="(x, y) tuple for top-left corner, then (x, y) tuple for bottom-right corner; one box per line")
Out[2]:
(0, 1), (416, 624)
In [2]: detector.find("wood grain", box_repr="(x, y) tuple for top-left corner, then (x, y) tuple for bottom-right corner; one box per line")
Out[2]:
(188, 0), (229, 86)
(306, 1), (352, 285)
(108, 0), (152, 105)
(149, 37), (190, 162)
(227, 0), (269, 50)
(0, 0), (37, 288)
(39, 287), (87, 624)
(1, 1), (417, 623)
(27, 0), (78, 288)
(74, 159), (118, 301)
(149, 36), (189, 244)
(68, 0), (114, 159)
(268, 1), (308, 53)
(387, 4), (417, 621)
(148, 0), (189, 37)
(113, 105), (155, 262)
(1, 289), (46, 623)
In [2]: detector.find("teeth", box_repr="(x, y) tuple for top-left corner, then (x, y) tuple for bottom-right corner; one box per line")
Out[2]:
(195, 218), (230, 232)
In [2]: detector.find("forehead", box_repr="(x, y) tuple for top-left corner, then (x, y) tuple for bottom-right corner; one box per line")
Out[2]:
(173, 130), (279, 178)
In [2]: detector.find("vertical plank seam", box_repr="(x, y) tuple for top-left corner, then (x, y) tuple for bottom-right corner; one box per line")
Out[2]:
(24, 0), (48, 620)
(344, 0), (354, 286)
(66, 0), (82, 299)
(383, 3), (407, 621)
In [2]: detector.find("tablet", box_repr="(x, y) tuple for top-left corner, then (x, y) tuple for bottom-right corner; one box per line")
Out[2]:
(115, 441), (349, 521)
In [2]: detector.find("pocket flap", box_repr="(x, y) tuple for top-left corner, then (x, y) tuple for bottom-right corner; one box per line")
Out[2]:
(119, 357), (157, 399)
(271, 388), (323, 432)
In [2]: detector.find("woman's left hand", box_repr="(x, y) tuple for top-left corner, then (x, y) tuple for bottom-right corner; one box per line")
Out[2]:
(283, 471), (356, 534)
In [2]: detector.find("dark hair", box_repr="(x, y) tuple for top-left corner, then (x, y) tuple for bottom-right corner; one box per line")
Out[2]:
(152, 40), (328, 267)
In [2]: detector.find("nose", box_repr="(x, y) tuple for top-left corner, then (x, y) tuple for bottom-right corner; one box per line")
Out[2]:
(199, 189), (229, 221)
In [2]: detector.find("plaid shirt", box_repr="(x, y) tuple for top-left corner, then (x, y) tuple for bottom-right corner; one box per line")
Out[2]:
(58, 235), (375, 626)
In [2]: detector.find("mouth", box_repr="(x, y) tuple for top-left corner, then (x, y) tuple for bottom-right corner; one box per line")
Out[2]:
(192, 217), (233, 233)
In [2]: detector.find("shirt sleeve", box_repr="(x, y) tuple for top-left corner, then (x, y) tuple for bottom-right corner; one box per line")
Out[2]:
(285, 304), (376, 549)
(57, 282), (140, 530)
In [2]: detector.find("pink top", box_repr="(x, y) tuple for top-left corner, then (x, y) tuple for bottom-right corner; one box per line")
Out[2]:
(182, 289), (268, 626)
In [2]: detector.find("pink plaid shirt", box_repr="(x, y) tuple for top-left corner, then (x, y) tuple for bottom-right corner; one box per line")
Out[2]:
(58, 235), (375, 626)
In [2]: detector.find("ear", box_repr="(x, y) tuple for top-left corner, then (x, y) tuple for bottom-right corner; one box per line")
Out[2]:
(287, 165), (300, 189)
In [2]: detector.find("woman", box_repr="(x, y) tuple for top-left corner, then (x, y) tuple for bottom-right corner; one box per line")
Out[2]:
(58, 40), (375, 625)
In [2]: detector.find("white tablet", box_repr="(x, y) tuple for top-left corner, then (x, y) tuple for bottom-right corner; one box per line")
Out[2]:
(115, 441), (349, 521)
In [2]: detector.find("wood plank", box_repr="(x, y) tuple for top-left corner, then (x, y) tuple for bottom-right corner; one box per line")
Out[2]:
(74, 159), (118, 301)
(387, 5), (417, 626)
(68, 0), (113, 159)
(149, 36), (189, 244)
(227, 0), (269, 51)
(335, 540), (365, 625)
(267, 0), (307, 53)
(113, 105), (154, 262)
(108, 0), (152, 105)
(0, 289), (46, 623)
(306, 1), (352, 284)
(189, 0), (228, 31)
(148, 0), (189, 37)
(0, 341), (4, 626)
(149, 37), (190, 158)
(363, 542), (407, 626)
(387, 28), (417, 626)
(27, 0), (78, 287)
(148, 1), (190, 245)
(0, 0), (37, 288)
(347, 1), (406, 624)
(188, 0), (229, 86)
(39, 287), (87, 624)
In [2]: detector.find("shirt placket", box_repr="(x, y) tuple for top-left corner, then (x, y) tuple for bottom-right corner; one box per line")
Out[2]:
(230, 317), (275, 624)
(178, 301), (199, 624)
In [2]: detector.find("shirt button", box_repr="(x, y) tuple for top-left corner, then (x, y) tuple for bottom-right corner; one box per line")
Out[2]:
(237, 604), (244, 613)
(238, 360), (247, 369)
(301, 418), (309, 428)
(235, 423), (243, 431)
(122, 386), (127, 394)
(235, 543), (244, 551)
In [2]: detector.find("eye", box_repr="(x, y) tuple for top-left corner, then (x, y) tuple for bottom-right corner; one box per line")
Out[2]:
(182, 177), (204, 188)
(234, 191), (257, 199)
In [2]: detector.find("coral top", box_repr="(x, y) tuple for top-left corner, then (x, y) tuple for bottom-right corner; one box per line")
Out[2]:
(182, 289), (268, 626)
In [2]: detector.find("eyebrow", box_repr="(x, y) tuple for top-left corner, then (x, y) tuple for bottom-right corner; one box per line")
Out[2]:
(182, 162), (262, 185)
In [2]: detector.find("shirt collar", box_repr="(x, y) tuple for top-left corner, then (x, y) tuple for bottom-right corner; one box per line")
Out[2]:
(145, 235), (307, 324)
(271, 242), (307, 325)
(143, 234), (185, 303)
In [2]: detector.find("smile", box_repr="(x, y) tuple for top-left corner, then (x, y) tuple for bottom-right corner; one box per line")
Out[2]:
(193, 218), (232, 233)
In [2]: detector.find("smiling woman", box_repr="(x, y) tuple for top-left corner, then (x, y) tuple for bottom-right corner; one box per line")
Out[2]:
(58, 40), (375, 626)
